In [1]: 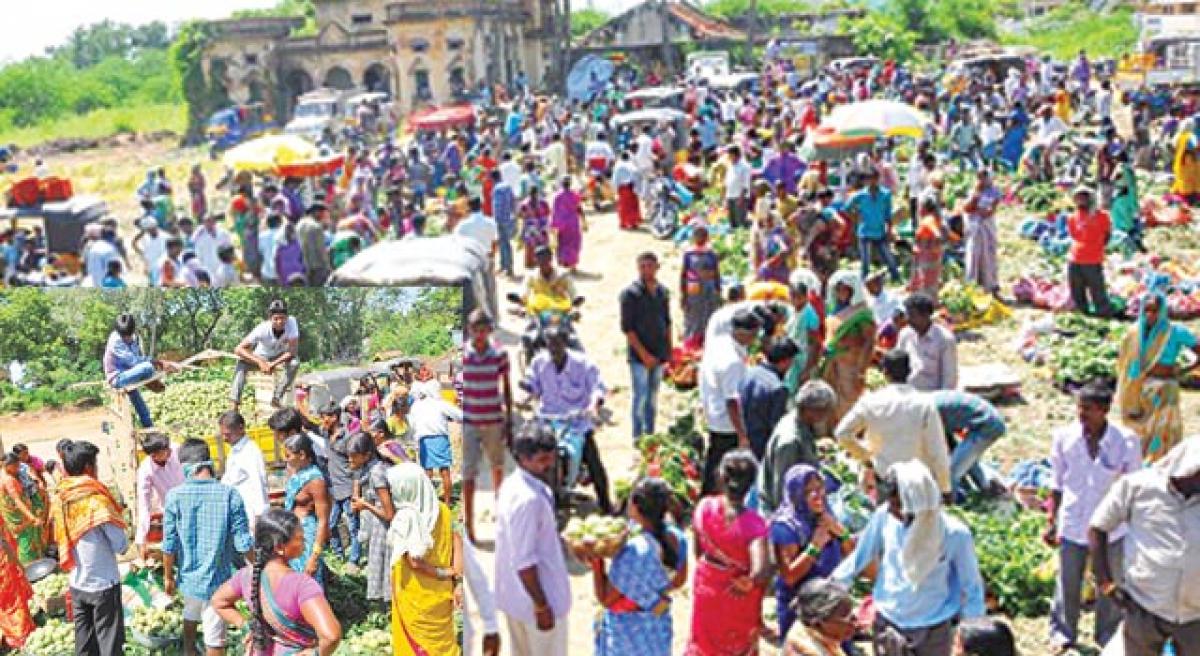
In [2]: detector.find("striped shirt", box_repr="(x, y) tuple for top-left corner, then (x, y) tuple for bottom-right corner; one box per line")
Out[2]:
(462, 341), (509, 424)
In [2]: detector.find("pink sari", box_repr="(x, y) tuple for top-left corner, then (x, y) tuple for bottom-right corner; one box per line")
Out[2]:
(686, 496), (768, 656)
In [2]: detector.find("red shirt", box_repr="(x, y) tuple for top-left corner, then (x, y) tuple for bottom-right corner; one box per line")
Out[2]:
(1068, 208), (1111, 265)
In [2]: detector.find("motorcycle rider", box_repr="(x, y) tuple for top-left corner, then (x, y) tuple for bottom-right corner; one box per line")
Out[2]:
(518, 245), (583, 351)
(523, 326), (613, 514)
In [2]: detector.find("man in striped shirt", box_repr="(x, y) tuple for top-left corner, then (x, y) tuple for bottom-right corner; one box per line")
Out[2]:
(462, 308), (514, 543)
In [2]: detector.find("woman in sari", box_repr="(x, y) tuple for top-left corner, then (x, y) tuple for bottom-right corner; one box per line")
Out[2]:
(999, 103), (1029, 172)
(0, 518), (35, 650)
(770, 464), (854, 642)
(908, 196), (945, 302)
(963, 168), (1002, 294)
(520, 186), (551, 269)
(819, 271), (876, 424)
(592, 477), (688, 655)
(680, 221), (722, 346)
(1171, 116), (1200, 205)
(687, 450), (772, 656)
(550, 176), (586, 273)
(282, 434), (331, 585)
(388, 462), (462, 656)
(1110, 149), (1143, 251)
(0, 453), (45, 565)
(212, 508), (342, 655)
(1116, 291), (1200, 462)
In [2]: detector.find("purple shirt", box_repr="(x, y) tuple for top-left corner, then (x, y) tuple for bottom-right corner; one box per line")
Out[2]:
(135, 447), (184, 545)
(1050, 421), (1140, 545)
(524, 350), (605, 416)
(494, 468), (571, 622)
(761, 152), (806, 194)
(274, 239), (306, 285)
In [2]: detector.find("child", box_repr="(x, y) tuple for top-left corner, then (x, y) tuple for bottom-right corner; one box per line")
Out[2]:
(100, 259), (126, 289)
(407, 379), (461, 505)
(346, 433), (394, 605)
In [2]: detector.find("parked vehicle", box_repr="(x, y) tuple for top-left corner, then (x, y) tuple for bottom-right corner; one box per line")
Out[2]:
(206, 103), (277, 155)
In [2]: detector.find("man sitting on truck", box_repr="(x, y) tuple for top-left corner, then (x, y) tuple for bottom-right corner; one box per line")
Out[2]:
(230, 299), (300, 411)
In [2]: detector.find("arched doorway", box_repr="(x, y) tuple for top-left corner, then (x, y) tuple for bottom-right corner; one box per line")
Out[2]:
(283, 69), (314, 116)
(324, 66), (354, 90)
(363, 63), (392, 95)
(247, 78), (266, 104)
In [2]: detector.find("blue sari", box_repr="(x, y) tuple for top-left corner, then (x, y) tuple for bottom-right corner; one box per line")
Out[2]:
(594, 526), (686, 656)
(284, 465), (325, 585)
(1000, 108), (1029, 171)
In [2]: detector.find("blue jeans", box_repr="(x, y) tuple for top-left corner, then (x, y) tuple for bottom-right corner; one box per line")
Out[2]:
(951, 428), (1004, 494)
(629, 360), (663, 441)
(497, 220), (515, 275)
(858, 237), (901, 282)
(327, 497), (361, 563)
(113, 362), (155, 428)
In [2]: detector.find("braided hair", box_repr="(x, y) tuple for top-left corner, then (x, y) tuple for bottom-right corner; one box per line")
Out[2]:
(631, 477), (679, 570)
(250, 509), (300, 653)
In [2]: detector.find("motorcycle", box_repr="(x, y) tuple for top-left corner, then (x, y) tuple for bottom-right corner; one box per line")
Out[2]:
(648, 174), (687, 240)
(531, 408), (596, 514)
(505, 292), (584, 370)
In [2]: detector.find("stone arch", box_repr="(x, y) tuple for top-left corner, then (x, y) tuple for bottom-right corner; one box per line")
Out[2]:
(363, 62), (393, 95)
(324, 66), (354, 90)
(282, 69), (315, 117)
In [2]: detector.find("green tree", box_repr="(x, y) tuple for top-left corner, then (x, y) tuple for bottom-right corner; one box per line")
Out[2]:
(703, 0), (814, 19)
(843, 12), (917, 62)
(571, 8), (610, 38)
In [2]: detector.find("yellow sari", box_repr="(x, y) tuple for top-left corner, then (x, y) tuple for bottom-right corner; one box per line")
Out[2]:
(1116, 317), (1182, 463)
(1172, 129), (1200, 198)
(391, 503), (459, 656)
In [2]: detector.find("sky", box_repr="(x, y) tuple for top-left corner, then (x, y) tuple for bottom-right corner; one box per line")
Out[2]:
(0, 0), (652, 64)
(0, 0), (278, 63)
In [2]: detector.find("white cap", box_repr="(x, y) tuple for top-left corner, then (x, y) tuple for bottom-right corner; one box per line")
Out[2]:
(138, 217), (158, 230)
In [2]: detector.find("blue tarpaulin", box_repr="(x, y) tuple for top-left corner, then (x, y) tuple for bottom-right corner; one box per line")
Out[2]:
(567, 55), (615, 102)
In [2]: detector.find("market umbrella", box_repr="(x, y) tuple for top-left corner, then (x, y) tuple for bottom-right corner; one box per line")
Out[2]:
(798, 125), (878, 162)
(824, 99), (930, 139)
(408, 104), (476, 132)
(222, 135), (321, 173)
(275, 153), (345, 178)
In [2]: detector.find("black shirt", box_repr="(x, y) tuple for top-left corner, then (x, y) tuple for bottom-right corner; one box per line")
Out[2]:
(619, 279), (671, 363)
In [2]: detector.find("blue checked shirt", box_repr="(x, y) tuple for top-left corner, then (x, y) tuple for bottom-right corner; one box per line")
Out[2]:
(162, 478), (253, 600)
(932, 390), (1006, 443)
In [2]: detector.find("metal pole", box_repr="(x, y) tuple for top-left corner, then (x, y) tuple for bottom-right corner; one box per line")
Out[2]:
(660, 0), (673, 76)
(747, 0), (757, 63)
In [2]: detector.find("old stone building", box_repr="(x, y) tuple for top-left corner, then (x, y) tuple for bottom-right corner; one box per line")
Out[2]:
(201, 0), (565, 119)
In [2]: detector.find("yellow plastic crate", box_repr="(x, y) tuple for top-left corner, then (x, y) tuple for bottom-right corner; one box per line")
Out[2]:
(136, 425), (276, 465)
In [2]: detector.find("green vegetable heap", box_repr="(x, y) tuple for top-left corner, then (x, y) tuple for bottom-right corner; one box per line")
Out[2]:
(24, 618), (74, 655)
(145, 379), (258, 442)
(130, 603), (185, 639)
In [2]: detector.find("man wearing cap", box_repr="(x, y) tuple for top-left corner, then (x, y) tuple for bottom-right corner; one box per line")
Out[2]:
(133, 217), (168, 285)
(296, 202), (331, 286)
(698, 308), (759, 493)
(1067, 186), (1113, 317)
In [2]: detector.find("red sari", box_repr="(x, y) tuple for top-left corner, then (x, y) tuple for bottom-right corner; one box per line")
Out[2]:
(617, 184), (642, 229)
(0, 522), (35, 649)
(686, 496), (768, 656)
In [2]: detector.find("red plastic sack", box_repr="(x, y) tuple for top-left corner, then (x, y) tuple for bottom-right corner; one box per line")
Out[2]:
(39, 176), (73, 202)
(7, 177), (40, 207)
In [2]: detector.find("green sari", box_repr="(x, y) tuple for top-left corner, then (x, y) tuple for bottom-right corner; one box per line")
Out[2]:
(819, 303), (876, 424)
(0, 471), (46, 566)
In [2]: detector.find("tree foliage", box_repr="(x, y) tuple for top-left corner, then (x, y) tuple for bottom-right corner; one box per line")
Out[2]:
(571, 8), (611, 38)
(44, 20), (173, 69)
(1001, 2), (1137, 59)
(842, 12), (917, 62)
(0, 287), (462, 413)
(702, 0), (815, 20)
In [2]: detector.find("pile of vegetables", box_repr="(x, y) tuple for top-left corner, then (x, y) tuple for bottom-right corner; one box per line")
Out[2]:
(335, 628), (392, 655)
(1017, 183), (1061, 213)
(144, 379), (258, 442)
(129, 603), (185, 640)
(32, 573), (69, 612)
(948, 500), (1056, 617)
(563, 515), (631, 558)
(942, 170), (975, 208)
(636, 432), (703, 508)
(713, 229), (750, 282)
(1048, 317), (1125, 388)
(24, 618), (73, 655)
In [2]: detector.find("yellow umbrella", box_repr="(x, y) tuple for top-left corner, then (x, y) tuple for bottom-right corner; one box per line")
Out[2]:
(825, 99), (930, 140)
(222, 134), (321, 173)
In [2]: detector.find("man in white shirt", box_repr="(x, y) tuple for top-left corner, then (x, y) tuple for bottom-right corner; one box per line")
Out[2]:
(540, 133), (568, 181)
(635, 126), (656, 176)
(84, 226), (121, 288)
(455, 197), (501, 320)
(218, 411), (268, 530)
(231, 299), (300, 410)
(979, 111), (1004, 166)
(724, 145), (752, 229)
(132, 218), (168, 285)
(192, 213), (233, 279)
(258, 213), (282, 284)
(1034, 106), (1070, 143)
(896, 293), (959, 392)
(835, 349), (951, 495)
(698, 308), (759, 493)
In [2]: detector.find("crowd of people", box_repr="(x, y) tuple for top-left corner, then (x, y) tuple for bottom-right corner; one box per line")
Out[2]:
(5, 35), (1200, 656)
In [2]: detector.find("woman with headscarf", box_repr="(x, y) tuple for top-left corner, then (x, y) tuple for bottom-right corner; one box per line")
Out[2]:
(784, 579), (857, 656)
(1109, 148), (1144, 251)
(818, 270), (876, 424)
(0, 517), (34, 650)
(590, 477), (688, 656)
(963, 168), (1002, 294)
(0, 453), (46, 565)
(1171, 116), (1200, 205)
(770, 464), (853, 642)
(1116, 290), (1200, 462)
(680, 220), (722, 346)
(387, 462), (462, 656)
(1000, 102), (1030, 172)
(784, 269), (825, 394)
(550, 175), (586, 273)
(832, 460), (986, 656)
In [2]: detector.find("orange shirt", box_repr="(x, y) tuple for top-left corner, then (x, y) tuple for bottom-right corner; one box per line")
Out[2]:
(1068, 209), (1110, 265)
